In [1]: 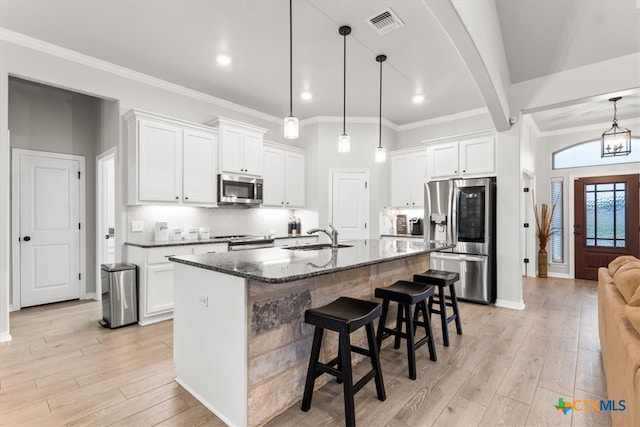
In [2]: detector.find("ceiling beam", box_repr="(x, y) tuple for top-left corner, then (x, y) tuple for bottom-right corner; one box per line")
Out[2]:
(424, 0), (511, 131)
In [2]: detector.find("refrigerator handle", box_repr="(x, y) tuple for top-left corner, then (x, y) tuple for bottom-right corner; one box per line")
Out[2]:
(450, 181), (458, 245)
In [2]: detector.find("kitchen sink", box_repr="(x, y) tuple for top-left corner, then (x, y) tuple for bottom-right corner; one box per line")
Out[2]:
(282, 243), (353, 251)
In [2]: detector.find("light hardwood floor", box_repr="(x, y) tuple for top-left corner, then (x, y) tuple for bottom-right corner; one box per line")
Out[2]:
(0, 277), (610, 426)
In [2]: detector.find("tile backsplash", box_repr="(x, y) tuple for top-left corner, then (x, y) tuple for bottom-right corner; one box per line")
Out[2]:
(126, 205), (319, 242)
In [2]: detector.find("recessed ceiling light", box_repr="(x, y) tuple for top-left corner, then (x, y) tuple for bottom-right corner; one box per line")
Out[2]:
(300, 91), (312, 101)
(216, 54), (232, 66)
(412, 94), (425, 104)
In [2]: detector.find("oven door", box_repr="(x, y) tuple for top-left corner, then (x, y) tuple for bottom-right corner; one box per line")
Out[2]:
(218, 174), (262, 205)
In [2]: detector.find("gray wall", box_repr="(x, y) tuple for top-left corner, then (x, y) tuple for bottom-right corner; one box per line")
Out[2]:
(301, 121), (397, 238)
(396, 112), (495, 149)
(9, 77), (101, 296)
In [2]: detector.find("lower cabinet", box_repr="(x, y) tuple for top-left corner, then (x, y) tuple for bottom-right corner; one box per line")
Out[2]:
(127, 243), (228, 325)
(274, 236), (318, 247)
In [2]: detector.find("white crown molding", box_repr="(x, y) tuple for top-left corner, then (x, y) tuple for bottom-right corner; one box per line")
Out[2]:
(538, 117), (640, 137)
(263, 140), (305, 154)
(396, 107), (489, 131)
(0, 28), (282, 125)
(299, 116), (399, 130)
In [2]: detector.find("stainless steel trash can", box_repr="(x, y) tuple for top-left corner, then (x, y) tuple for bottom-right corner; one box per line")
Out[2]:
(100, 263), (138, 328)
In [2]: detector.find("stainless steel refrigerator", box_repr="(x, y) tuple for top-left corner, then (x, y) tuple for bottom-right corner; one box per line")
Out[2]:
(425, 177), (496, 304)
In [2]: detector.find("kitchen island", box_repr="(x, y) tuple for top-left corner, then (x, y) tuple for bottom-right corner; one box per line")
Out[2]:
(169, 239), (449, 427)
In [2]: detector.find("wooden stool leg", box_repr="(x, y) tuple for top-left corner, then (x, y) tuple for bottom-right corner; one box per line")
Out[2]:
(339, 333), (355, 427)
(365, 322), (386, 402)
(376, 299), (390, 348)
(418, 301), (437, 361)
(302, 327), (324, 411)
(393, 304), (403, 349)
(405, 304), (417, 380)
(449, 284), (463, 335)
(438, 287), (450, 347)
(336, 340), (343, 384)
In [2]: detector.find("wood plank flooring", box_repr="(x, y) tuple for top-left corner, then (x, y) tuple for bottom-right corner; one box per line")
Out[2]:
(0, 277), (610, 426)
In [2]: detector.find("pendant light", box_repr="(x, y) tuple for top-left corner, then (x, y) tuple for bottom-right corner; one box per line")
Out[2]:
(375, 54), (387, 163)
(338, 25), (351, 153)
(601, 96), (631, 157)
(284, 0), (298, 139)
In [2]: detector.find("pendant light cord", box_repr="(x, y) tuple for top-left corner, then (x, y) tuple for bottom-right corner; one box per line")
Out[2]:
(289, 0), (293, 117)
(343, 31), (347, 135)
(379, 59), (382, 149)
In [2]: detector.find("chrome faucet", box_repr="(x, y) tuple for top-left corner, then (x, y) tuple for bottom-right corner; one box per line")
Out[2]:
(307, 223), (339, 248)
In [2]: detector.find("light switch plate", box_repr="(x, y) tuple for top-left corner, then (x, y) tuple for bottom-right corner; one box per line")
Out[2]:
(131, 221), (144, 232)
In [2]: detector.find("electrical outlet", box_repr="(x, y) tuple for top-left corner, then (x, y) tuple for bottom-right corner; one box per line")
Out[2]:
(198, 296), (208, 307)
(131, 221), (144, 232)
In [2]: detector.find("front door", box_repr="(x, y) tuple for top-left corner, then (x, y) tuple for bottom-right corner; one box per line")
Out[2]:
(330, 171), (370, 240)
(574, 174), (639, 280)
(17, 151), (82, 307)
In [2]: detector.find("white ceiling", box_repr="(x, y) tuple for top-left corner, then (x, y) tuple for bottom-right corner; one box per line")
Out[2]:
(1, 1), (638, 129)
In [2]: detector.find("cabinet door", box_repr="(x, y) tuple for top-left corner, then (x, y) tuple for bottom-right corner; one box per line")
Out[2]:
(285, 152), (305, 208)
(183, 129), (217, 205)
(409, 151), (427, 207)
(192, 243), (228, 254)
(262, 147), (286, 206)
(220, 127), (243, 174)
(390, 154), (411, 207)
(274, 238), (298, 247)
(460, 137), (495, 177)
(146, 263), (174, 315)
(138, 120), (182, 202)
(243, 131), (263, 175)
(427, 142), (459, 180)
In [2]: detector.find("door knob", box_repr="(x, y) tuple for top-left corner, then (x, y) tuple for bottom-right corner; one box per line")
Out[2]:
(23, 236), (31, 242)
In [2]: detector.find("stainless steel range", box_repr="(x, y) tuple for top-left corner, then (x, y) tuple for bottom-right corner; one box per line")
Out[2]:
(215, 235), (275, 251)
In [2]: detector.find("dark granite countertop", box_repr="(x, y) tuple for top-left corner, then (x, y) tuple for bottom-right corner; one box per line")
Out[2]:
(169, 239), (453, 284)
(380, 234), (423, 239)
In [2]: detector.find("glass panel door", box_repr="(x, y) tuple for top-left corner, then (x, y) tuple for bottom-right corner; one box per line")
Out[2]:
(584, 182), (626, 248)
(457, 186), (485, 243)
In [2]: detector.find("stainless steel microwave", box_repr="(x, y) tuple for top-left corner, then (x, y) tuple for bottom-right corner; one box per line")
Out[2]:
(217, 174), (263, 206)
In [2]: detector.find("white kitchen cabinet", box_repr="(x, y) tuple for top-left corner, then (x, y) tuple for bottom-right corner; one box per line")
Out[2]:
(208, 117), (267, 176)
(126, 242), (229, 325)
(426, 136), (495, 181)
(274, 236), (318, 247)
(125, 109), (218, 206)
(262, 142), (305, 208)
(389, 148), (427, 207)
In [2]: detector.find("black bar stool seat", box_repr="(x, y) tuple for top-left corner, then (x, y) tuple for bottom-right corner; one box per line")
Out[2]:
(375, 281), (437, 380)
(413, 269), (462, 347)
(302, 297), (386, 427)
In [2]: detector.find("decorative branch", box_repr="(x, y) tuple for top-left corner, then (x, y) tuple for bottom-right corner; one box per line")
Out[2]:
(532, 189), (559, 250)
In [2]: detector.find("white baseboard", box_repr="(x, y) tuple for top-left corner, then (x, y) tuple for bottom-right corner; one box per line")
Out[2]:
(0, 332), (13, 343)
(9, 304), (19, 312)
(84, 292), (99, 300)
(495, 299), (526, 310)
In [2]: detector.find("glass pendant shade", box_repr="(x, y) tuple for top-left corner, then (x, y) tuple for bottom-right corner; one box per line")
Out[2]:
(338, 134), (351, 153)
(375, 146), (386, 163)
(601, 97), (631, 157)
(284, 116), (299, 139)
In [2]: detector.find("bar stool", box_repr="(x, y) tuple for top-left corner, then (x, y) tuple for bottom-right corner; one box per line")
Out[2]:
(301, 297), (386, 427)
(413, 270), (462, 347)
(375, 280), (437, 380)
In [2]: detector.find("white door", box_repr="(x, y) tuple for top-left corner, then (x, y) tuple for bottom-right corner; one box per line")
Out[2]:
(409, 152), (427, 207)
(262, 146), (286, 206)
(220, 127), (243, 173)
(330, 171), (370, 239)
(100, 153), (116, 264)
(390, 154), (410, 207)
(285, 152), (305, 208)
(242, 131), (263, 176)
(19, 153), (81, 307)
(138, 120), (182, 202)
(427, 142), (459, 180)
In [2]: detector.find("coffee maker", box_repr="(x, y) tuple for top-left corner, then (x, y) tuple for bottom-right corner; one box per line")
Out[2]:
(410, 218), (423, 235)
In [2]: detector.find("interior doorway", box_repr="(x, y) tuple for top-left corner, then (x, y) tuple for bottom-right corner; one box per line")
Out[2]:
(96, 148), (116, 298)
(574, 174), (639, 280)
(329, 169), (370, 239)
(11, 149), (86, 308)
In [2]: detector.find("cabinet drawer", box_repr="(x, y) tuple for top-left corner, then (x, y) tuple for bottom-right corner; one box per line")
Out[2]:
(147, 246), (191, 264)
(192, 243), (228, 254)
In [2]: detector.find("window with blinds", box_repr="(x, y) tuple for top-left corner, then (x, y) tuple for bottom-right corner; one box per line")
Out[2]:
(551, 178), (564, 263)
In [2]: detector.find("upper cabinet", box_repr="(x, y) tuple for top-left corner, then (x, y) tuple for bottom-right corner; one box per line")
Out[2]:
(125, 109), (218, 206)
(389, 148), (427, 208)
(262, 142), (305, 208)
(208, 117), (267, 176)
(426, 135), (496, 181)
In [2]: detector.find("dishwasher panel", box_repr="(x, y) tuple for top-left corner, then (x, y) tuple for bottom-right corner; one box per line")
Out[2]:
(430, 252), (493, 304)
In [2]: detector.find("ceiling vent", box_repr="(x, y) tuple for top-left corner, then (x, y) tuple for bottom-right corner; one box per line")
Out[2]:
(367, 8), (404, 35)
